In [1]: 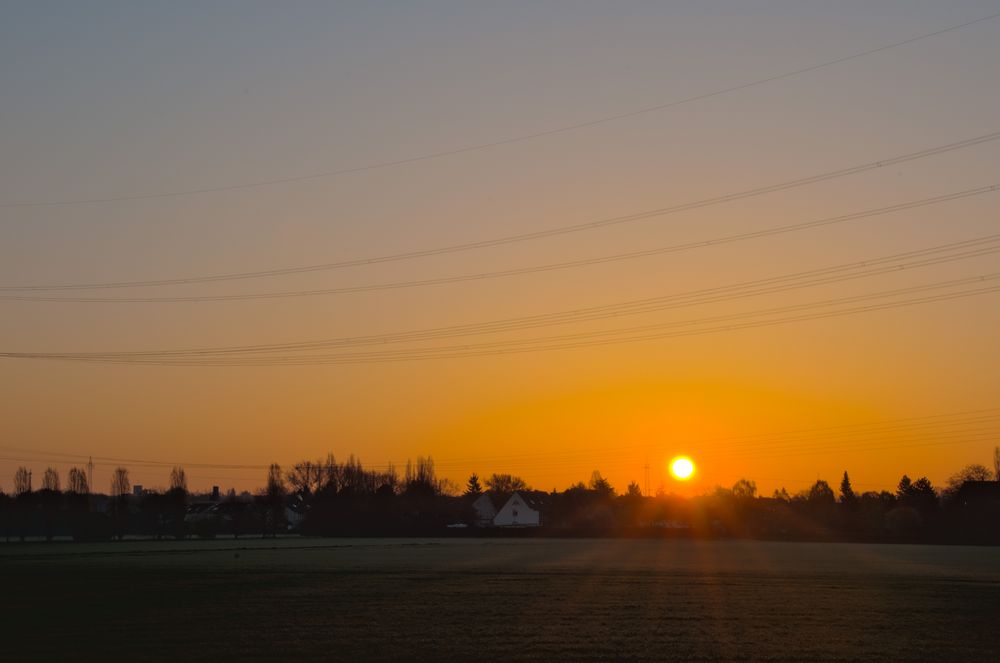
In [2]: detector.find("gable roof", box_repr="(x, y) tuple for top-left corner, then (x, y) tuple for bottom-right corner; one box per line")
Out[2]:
(471, 492), (498, 511)
(503, 490), (551, 512)
(954, 481), (1000, 502)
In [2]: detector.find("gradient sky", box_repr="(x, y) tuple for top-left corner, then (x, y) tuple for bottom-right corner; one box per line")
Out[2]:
(2, 0), (999, 495)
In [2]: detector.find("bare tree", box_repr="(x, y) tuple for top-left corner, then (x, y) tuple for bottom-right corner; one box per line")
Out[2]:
(994, 446), (1000, 482)
(266, 463), (286, 498)
(108, 467), (130, 540)
(287, 460), (323, 496)
(41, 467), (61, 492)
(169, 466), (187, 493)
(732, 478), (758, 500)
(111, 467), (130, 497)
(484, 473), (528, 494)
(942, 464), (994, 500)
(14, 467), (32, 496)
(67, 467), (89, 494)
(405, 456), (437, 490)
(323, 453), (341, 491)
(436, 478), (461, 496)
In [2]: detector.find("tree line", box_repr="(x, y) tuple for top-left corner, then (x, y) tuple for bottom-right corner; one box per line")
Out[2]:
(1, 448), (998, 543)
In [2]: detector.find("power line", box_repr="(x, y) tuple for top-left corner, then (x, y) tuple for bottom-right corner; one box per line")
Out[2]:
(4, 184), (997, 302)
(5, 270), (999, 366)
(6, 131), (999, 292)
(147, 280), (1000, 363)
(3, 10), (998, 210)
(32, 232), (1000, 353)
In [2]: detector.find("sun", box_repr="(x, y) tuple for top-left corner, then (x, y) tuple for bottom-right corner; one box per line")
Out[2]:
(670, 456), (695, 481)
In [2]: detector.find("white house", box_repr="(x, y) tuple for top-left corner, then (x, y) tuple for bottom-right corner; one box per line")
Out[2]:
(493, 491), (545, 527)
(471, 492), (498, 527)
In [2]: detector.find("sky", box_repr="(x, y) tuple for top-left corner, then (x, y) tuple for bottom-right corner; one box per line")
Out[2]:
(1, 0), (999, 496)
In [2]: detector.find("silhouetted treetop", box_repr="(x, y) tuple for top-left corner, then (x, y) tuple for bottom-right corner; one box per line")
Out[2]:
(732, 479), (757, 500)
(840, 471), (857, 505)
(110, 467), (130, 497)
(589, 471), (615, 497)
(41, 468), (60, 492)
(13, 467), (32, 496)
(169, 466), (188, 493)
(944, 464), (993, 499)
(67, 467), (89, 494)
(465, 473), (483, 496)
(485, 473), (529, 494)
(807, 480), (835, 504)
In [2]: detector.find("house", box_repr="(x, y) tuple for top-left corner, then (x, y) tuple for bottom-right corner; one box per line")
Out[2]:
(952, 481), (1000, 511)
(471, 493), (497, 527)
(493, 491), (548, 527)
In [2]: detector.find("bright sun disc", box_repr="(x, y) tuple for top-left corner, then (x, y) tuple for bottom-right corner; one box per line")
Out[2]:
(670, 456), (695, 480)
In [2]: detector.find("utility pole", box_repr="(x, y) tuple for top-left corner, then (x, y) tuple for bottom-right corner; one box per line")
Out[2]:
(87, 456), (94, 492)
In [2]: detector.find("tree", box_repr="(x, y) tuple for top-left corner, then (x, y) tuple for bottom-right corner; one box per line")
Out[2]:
(994, 446), (1000, 482)
(944, 464), (993, 498)
(67, 467), (89, 494)
(909, 477), (938, 514)
(14, 467), (32, 496)
(35, 468), (62, 541)
(111, 467), (130, 497)
(626, 481), (643, 498)
(266, 463), (285, 498)
(465, 473), (483, 496)
(807, 480), (836, 504)
(404, 456), (438, 495)
(41, 468), (60, 492)
(109, 467), (130, 540)
(772, 487), (791, 502)
(169, 466), (187, 493)
(589, 471), (615, 497)
(64, 468), (90, 542)
(163, 467), (189, 539)
(839, 471), (857, 505)
(897, 475), (938, 515)
(436, 478), (461, 497)
(896, 475), (913, 500)
(731, 478), (757, 500)
(485, 473), (528, 494)
(287, 460), (322, 496)
(263, 463), (286, 538)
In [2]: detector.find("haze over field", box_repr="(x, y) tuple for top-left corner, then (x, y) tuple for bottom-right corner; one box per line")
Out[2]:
(2, 1), (1000, 495)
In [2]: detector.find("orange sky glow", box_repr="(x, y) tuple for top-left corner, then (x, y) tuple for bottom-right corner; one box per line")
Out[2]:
(2, 2), (999, 497)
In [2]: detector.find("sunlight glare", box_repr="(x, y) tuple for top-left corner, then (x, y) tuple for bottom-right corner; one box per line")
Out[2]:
(670, 456), (695, 481)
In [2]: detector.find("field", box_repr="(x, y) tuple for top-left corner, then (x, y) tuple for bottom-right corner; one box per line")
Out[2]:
(2, 538), (999, 661)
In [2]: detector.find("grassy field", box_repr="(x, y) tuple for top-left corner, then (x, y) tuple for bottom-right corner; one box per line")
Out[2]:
(2, 538), (998, 661)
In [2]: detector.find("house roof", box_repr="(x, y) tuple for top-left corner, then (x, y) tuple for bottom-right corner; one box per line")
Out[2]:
(954, 481), (1000, 501)
(505, 490), (551, 512)
(471, 492), (497, 510)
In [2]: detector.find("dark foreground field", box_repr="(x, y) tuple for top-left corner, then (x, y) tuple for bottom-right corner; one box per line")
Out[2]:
(2, 538), (998, 661)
